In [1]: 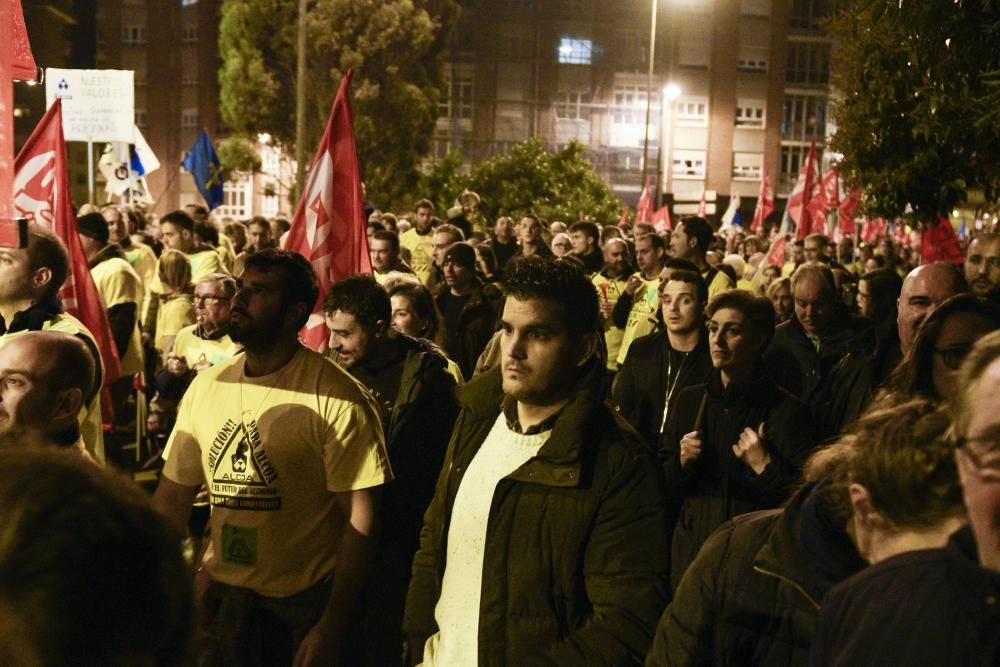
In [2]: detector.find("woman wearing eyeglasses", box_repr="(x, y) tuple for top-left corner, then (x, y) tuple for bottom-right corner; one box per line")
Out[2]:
(874, 293), (1000, 407)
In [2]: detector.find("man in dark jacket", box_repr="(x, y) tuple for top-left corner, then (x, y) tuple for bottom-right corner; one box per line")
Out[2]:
(405, 256), (670, 666)
(324, 274), (459, 665)
(764, 263), (875, 440)
(434, 242), (503, 379)
(614, 269), (713, 449)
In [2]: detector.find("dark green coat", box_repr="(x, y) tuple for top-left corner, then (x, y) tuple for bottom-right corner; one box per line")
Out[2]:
(404, 362), (670, 666)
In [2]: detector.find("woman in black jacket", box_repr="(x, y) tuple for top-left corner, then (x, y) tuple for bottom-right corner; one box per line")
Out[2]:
(662, 290), (817, 590)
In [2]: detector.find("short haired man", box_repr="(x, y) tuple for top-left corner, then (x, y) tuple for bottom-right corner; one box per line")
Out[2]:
(400, 199), (438, 286)
(428, 223), (465, 290)
(613, 233), (666, 365)
(965, 232), (1000, 297)
(153, 249), (392, 665)
(0, 224), (106, 460)
(782, 239), (806, 277)
(370, 229), (415, 284)
(103, 205), (157, 293)
(591, 238), (633, 373)
(488, 216), (519, 274)
(0, 331), (95, 451)
(233, 216), (275, 277)
(669, 216), (735, 298)
(434, 242), (503, 379)
(568, 221), (603, 274)
(157, 210), (224, 281)
(765, 263), (876, 440)
(614, 269), (713, 449)
(324, 274), (459, 664)
(171, 273), (240, 370)
(897, 262), (968, 354)
(405, 256), (669, 664)
(516, 214), (554, 258)
(805, 233), (847, 271)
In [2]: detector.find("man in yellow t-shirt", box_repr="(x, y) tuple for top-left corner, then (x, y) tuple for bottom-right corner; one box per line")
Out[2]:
(156, 210), (224, 285)
(399, 198), (438, 286)
(153, 249), (391, 665)
(592, 238), (632, 372)
(613, 233), (666, 366)
(172, 273), (240, 370)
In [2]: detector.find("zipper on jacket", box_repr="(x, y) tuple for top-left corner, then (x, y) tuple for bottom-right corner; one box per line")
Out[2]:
(751, 565), (821, 610)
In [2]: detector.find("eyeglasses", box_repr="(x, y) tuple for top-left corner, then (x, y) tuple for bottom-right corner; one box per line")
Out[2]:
(956, 436), (1000, 482)
(194, 295), (231, 304)
(933, 343), (973, 371)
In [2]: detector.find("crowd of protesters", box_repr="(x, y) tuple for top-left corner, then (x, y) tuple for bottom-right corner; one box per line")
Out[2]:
(0, 190), (999, 667)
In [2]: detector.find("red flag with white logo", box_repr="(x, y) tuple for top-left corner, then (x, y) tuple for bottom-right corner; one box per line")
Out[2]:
(284, 69), (371, 352)
(751, 165), (774, 234)
(635, 177), (653, 223)
(652, 205), (672, 232)
(805, 167), (840, 237)
(786, 140), (819, 240)
(13, 100), (123, 392)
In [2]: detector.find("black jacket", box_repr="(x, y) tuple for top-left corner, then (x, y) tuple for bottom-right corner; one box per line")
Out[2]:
(662, 369), (817, 590)
(613, 330), (712, 449)
(810, 526), (1000, 667)
(404, 361), (670, 665)
(434, 278), (503, 380)
(647, 484), (864, 667)
(764, 314), (875, 441)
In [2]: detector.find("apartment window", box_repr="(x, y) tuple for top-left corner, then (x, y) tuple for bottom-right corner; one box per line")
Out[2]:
(786, 41), (830, 86)
(121, 25), (147, 44)
(558, 37), (593, 65)
(219, 179), (251, 219)
(733, 152), (763, 180)
(135, 109), (148, 129)
(782, 93), (827, 142)
(736, 99), (766, 128)
(737, 46), (769, 72)
(613, 85), (656, 127)
(790, 0), (836, 29)
(181, 108), (199, 129)
(616, 29), (648, 72)
(182, 25), (198, 43)
(554, 92), (592, 120)
(673, 150), (707, 179)
(675, 96), (708, 126)
(438, 65), (473, 121)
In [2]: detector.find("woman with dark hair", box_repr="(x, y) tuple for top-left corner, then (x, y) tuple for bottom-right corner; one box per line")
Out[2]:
(875, 293), (1000, 406)
(385, 277), (464, 383)
(857, 269), (904, 385)
(662, 290), (816, 589)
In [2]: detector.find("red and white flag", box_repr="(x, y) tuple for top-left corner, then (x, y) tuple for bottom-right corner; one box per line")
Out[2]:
(284, 69), (371, 352)
(697, 191), (707, 218)
(765, 235), (788, 268)
(617, 206), (630, 229)
(13, 99), (123, 392)
(805, 167), (840, 237)
(635, 177), (653, 223)
(921, 218), (964, 265)
(861, 217), (887, 243)
(751, 165), (774, 235)
(838, 186), (862, 239)
(786, 140), (819, 240)
(651, 205), (672, 232)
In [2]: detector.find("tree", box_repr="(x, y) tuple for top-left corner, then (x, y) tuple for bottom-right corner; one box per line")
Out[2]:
(218, 136), (263, 175)
(218, 0), (459, 207)
(419, 139), (624, 225)
(828, 0), (1000, 222)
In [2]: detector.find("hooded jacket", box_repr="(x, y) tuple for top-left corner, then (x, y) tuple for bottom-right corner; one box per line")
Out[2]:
(404, 361), (670, 666)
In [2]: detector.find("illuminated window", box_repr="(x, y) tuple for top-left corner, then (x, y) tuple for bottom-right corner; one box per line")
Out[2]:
(554, 92), (592, 120)
(736, 99), (766, 128)
(675, 96), (708, 126)
(733, 152), (763, 180)
(558, 38), (593, 65)
(673, 150), (707, 179)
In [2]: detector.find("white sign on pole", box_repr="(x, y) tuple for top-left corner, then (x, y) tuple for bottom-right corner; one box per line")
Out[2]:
(44, 68), (134, 143)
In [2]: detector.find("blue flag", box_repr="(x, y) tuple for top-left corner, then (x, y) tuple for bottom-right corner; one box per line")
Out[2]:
(182, 130), (224, 210)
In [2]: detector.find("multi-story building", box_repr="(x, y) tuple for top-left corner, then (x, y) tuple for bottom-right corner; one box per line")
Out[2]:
(436, 0), (835, 219)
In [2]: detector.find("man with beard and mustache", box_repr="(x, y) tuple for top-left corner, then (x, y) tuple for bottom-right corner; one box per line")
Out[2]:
(153, 249), (392, 666)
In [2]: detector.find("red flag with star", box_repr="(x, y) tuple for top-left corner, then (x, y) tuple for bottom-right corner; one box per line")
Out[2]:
(284, 69), (371, 352)
(751, 164), (774, 234)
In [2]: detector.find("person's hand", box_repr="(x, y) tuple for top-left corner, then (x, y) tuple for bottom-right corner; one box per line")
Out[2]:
(599, 299), (614, 319)
(679, 430), (703, 467)
(624, 274), (642, 296)
(293, 622), (339, 667)
(733, 422), (770, 474)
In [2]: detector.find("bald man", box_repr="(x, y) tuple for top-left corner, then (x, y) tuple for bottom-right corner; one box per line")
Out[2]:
(965, 233), (1000, 297)
(0, 332), (95, 451)
(897, 263), (968, 354)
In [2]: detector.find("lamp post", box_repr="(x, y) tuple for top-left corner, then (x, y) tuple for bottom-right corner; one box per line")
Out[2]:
(640, 0), (657, 190)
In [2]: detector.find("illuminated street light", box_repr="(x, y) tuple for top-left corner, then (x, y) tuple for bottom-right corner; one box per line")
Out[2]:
(664, 83), (681, 101)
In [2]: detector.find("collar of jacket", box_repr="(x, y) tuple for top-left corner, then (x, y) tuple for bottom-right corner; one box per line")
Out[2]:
(778, 313), (873, 353)
(0, 296), (63, 335)
(457, 357), (609, 487)
(87, 243), (127, 270)
(705, 365), (774, 404)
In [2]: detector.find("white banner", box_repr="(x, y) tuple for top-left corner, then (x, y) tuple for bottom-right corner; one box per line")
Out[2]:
(45, 68), (134, 143)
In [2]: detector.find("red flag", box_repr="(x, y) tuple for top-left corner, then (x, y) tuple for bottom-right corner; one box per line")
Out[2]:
(766, 235), (788, 268)
(651, 205), (672, 232)
(751, 165), (774, 234)
(838, 186), (861, 239)
(697, 191), (707, 218)
(3, 0), (39, 222)
(805, 168), (839, 237)
(920, 218), (964, 265)
(617, 207), (630, 229)
(635, 177), (653, 223)
(861, 217), (887, 243)
(13, 100), (123, 395)
(787, 140), (819, 240)
(284, 69), (370, 352)
(6, 0), (36, 79)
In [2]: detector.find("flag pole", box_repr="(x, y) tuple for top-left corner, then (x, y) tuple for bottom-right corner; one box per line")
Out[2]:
(87, 140), (94, 204)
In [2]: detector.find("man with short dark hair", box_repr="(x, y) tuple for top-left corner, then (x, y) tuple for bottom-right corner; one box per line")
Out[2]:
(400, 199), (438, 286)
(568, 221), (603, 274)
(613, 233), (667, 365)
(370, 229), (414, 284)
(157, 210), (223, 280)
(153, 249), (392, 666)
(405, 256), (669, 665)
(324, 274), (458, 665)
(965, 232), (1000, 297)
(234, 216), (276, 276)
(668, 216), (735, 298)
